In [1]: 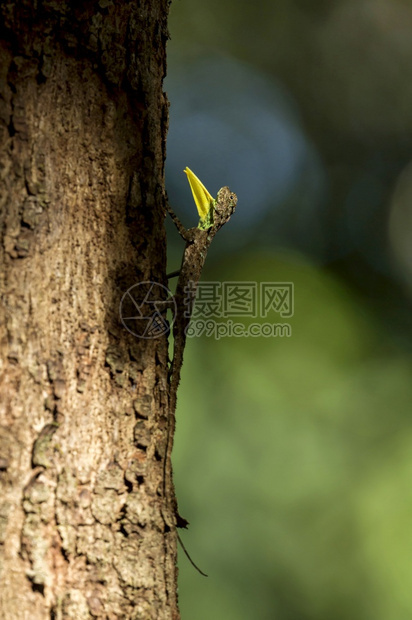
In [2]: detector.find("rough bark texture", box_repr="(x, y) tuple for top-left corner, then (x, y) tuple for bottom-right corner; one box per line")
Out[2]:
(0, 2), (178, 618)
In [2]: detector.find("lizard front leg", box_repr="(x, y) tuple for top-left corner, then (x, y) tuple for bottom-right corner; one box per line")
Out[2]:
(165, 203), (197, 243)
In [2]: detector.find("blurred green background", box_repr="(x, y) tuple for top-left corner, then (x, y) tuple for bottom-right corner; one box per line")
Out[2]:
(165, 1), (412, 618)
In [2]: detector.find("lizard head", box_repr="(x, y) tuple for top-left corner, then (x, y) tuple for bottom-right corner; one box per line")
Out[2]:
(213, 187), (238, 231)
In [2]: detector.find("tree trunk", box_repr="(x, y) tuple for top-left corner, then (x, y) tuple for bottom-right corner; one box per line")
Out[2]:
(0, 2), (178, 618)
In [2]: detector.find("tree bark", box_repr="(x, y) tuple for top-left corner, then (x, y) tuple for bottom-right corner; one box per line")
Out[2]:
(0, 2), (178, 618)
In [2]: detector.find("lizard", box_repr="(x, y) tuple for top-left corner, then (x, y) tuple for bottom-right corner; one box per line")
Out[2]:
(162, 168), (237, 573)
